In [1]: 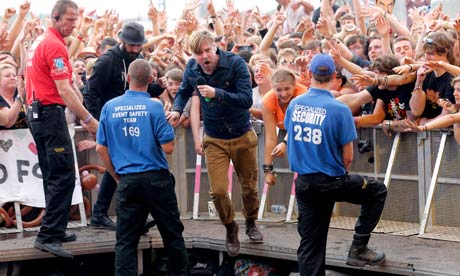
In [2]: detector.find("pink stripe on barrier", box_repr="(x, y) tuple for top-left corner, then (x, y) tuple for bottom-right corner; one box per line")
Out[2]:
(290, 173), (298, 195)
(227, 161), (234, 193)
(194, 155), (202, 193)
(194, 165), (201, 193)
(262, 182), (269, 194)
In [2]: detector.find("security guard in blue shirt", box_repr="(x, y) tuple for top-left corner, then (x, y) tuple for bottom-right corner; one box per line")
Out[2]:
(96, 59), (188, 276)
(273, 54), (387, 275)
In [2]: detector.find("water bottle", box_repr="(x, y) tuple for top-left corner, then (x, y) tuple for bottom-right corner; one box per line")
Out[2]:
(271, 204), (287, 214)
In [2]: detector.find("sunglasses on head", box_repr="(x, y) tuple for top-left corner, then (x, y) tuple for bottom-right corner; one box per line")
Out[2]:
(423, 37), (433, 45)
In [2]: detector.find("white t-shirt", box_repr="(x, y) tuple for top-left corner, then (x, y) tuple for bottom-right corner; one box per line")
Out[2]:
(252, 86), (263, 109)
(283, 2), (307, 34)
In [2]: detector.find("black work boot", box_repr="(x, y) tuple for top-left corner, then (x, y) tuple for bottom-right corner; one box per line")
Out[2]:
(245, 219), (263, 244)
(346, 234), (385, 267)
(224, 221), (240, 257)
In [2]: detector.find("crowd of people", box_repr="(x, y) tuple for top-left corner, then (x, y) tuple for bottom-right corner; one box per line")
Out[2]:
(1, 0), (460, 275)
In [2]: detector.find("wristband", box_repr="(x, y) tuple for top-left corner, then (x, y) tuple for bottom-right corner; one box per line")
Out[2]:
(281, 140), (287, 145)
(263, 164), (276, 175)
(83, 114), (92, 124)
(15, 95), (24, 104)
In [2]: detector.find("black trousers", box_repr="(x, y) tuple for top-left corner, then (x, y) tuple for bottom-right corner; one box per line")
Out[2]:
(27, 105), (75, 243)
(295, 173), (387, 276)
(92, 171), (117, 217)
(115, 170), (189, 276)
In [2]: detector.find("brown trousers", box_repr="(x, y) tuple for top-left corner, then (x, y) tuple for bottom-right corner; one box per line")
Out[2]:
(202, 129), (260, 225)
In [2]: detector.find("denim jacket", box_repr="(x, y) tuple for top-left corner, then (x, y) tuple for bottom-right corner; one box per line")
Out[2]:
(173, 48), (252, 139)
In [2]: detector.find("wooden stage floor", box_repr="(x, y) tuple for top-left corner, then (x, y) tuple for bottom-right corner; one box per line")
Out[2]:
(1, 219), (459, 275)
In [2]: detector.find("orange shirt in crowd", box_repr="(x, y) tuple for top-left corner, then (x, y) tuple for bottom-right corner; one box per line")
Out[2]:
(262, 83), (307, 130)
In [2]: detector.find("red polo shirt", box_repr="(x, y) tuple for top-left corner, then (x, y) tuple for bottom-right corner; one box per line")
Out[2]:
(26, 27), (72, 106)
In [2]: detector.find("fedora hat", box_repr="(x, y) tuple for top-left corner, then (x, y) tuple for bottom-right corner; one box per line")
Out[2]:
(118, 22), (147, 45)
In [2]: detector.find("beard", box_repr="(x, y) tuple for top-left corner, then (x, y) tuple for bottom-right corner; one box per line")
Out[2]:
(121, 44), (140, 61)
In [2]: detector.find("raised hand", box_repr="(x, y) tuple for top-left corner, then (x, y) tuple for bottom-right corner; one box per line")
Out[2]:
(438, 98), (457, 114)
(392, 64), (412, 75)
(206, 0), (216, 16)
(3, 7), (17, 22)
(360, 5), (382, 21)
(273, 12), (286, 27)
(453, 17), (460, 34)
(148, 5), (159, 21)
(416, 66), (428, 83)
(316, 17), (333, 38)
(295, 55), (310, 71)
(350, 74), (375, 88)
(19, 1), (31, 16)
(226, 0), (235, 13)
(375, 16), (390, 36)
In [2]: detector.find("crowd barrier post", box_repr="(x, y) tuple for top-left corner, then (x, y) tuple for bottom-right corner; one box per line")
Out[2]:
(69, 124), (87, 227)
(285, 173), (297, 222)
(192, 154), (203, 219)
(383, 132), (401, 188)
(419, 131), (448, 235)
(257, 182), (270, 220)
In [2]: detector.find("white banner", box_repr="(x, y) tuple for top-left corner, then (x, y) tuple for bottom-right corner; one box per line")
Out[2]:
(0, 128), (83, 207)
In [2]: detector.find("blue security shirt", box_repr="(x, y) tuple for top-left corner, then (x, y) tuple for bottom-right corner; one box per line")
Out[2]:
(173, 48), (252, 139)
(284, 88), (357, 176)
(97, 90), (174, 174)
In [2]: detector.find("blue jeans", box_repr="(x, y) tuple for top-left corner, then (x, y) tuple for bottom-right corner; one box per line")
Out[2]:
(115, 170), (188, 276)
(295, 173), (387, 276)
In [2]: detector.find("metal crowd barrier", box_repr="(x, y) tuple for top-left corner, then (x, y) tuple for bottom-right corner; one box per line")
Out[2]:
(172, 123), (460, 242)
(5, 124), (456, 241)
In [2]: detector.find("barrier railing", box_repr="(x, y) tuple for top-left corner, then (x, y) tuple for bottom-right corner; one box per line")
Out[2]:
(176, 123), (460, 242)
(4, 123), (459, 242)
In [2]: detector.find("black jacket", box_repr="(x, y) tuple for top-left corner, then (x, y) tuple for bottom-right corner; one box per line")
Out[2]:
(84, 44), (164, 119)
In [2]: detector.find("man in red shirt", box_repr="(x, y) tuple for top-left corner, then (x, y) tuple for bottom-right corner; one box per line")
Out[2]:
(26, 0), (98, 259)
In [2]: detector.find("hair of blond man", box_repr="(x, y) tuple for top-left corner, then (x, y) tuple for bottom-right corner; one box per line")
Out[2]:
(189, 30), (216, 55)
(270, 68), (296, 86)
(128, 59), (152, 87)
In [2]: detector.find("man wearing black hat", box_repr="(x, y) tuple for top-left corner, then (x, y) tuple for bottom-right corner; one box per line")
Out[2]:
(84, 22), (165, 230)
(273, 54), (387, 275)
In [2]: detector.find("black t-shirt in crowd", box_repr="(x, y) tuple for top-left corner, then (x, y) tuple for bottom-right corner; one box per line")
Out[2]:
(0, 91), (28, 130)
(421, 71), (455, 119)
(368, 81), (415, 120)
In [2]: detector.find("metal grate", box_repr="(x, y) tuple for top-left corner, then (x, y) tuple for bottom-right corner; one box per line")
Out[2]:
(421, 225), (460, 242)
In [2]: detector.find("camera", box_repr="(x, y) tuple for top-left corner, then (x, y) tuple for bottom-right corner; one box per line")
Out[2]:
(358, 139), (372, 154)
(238, 45), (253, 52)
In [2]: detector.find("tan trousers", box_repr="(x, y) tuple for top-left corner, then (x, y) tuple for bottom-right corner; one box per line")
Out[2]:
(202, 129), (260, 225)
